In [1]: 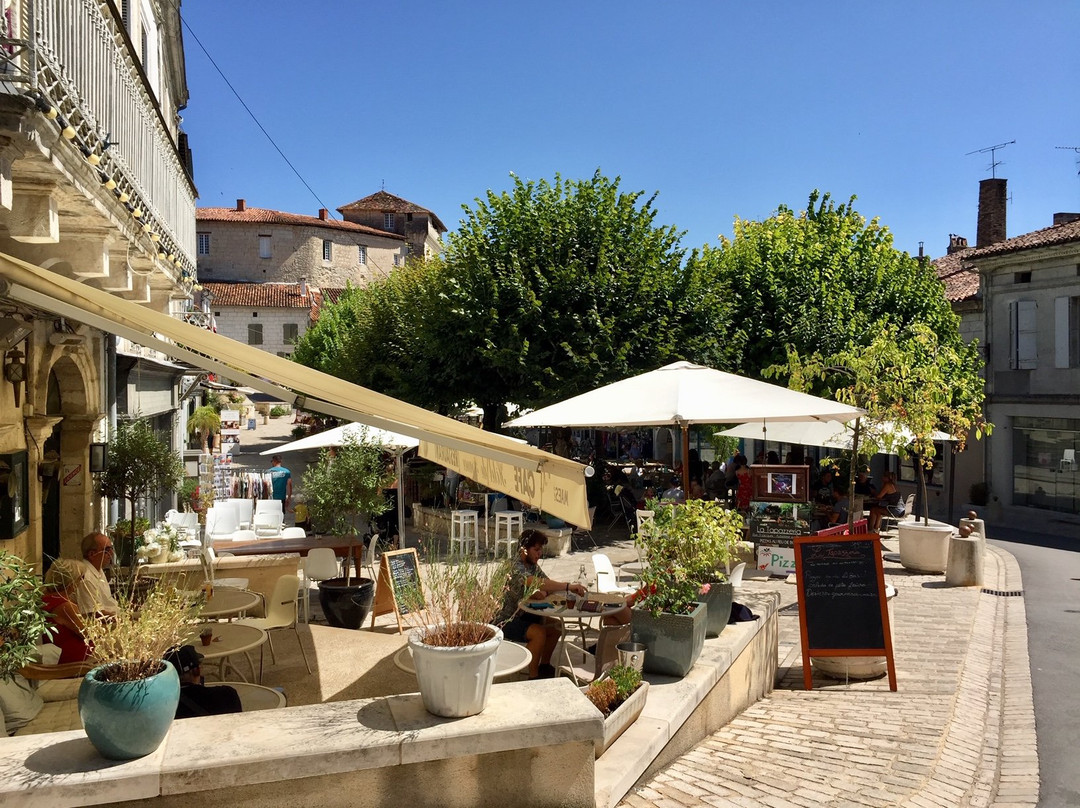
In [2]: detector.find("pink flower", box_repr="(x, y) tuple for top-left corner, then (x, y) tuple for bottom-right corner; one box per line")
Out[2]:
(698, 583), (711, 595)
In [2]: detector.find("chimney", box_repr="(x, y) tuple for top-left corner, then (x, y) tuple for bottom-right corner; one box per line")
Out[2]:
(318, 208), (329, 221)
(236, 199), (246, 212)
(947, 234), (969, 254)
(976, 178), (1006, 247)
(1052, 212), (1080, 226)
(299, 277), (308, 298)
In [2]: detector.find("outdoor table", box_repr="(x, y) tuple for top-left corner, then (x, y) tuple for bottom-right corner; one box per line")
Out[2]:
(206, 682), (287, 711)
(201, 588), (261, 620)
(392, 641), (531, 679)
(218, 534), (364, 577)
(186, 622), (267, 684)
(518, 592), (625, 684)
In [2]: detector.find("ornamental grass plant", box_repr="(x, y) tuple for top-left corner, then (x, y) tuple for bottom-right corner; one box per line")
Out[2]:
(398, 540), (514, 647)
(80, 581), (202, 683)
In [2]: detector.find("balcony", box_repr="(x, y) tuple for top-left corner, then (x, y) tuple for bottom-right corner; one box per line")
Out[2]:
(0, 0), (196, 300)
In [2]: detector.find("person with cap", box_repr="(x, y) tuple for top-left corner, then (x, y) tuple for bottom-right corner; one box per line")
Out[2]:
(165, 645), (242, 719)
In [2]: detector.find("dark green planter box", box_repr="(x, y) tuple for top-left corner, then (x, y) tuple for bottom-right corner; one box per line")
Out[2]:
(700, 581), (734, 638)
(630, 601), (707, 677)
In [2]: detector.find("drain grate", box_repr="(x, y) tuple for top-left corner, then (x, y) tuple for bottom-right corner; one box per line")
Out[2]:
(981, 588), (1024, 597)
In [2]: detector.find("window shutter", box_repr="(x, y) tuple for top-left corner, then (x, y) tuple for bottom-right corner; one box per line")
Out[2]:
(1055, 297), (1069, 368)
(1014, 300), (1037, 369)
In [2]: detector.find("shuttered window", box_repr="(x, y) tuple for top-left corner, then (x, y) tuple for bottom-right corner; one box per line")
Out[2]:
(1009, 300), (1037, 369)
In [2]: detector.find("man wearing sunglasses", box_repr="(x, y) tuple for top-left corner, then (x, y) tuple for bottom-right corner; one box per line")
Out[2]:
(74, 532), (119, 616)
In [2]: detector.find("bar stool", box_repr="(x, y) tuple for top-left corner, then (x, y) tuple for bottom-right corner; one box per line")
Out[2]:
(449, 510), (479, 556)
(493, 511), (524, 558)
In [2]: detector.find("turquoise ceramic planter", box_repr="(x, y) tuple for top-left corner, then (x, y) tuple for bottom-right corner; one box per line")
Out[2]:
(79, 662), (180, 760)
(700, 581), (734, 638)
(630, 601), (707, 677)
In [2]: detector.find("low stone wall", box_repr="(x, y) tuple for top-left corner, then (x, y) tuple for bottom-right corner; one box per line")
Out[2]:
(140, 554), (301, 616)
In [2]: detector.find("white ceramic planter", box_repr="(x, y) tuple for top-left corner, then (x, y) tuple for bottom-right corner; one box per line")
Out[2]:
(408, 623), (502, 718)
(897, 521), (953, 573)
(812, 585), (896, 680)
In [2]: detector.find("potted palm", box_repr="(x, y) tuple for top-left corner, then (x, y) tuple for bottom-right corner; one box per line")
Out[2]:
(303, 432), (392, 629)
(397, 544), (513, 717)
(187, 405), (221, 452)
(78, 581), (201, 759)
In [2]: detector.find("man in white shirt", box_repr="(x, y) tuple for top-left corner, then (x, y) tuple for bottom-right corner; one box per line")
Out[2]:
(75, 531), (119, 616)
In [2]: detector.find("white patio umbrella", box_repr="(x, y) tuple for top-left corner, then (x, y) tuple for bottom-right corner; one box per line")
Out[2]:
(716, 420), (954, 453)
(263, 424), (420, 542)
(505, 361), (864, 491)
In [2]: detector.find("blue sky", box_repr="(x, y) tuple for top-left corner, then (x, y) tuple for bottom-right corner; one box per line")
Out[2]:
(179, 1), (1080, 259)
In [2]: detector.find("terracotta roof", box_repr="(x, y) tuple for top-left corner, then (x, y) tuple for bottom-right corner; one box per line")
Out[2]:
(933, 250), (981, 303)
(201, 282), (315, 309)
(337, 191), (447, 232)
(966, 217), (1080, 258)
(196, 206), (404, 241)
(309, 287), (346, 323)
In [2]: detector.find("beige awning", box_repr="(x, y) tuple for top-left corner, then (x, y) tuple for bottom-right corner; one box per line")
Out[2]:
(0, 251), (589, 526)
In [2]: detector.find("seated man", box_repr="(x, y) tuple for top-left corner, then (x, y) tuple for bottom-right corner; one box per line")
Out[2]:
(74, 532), (119, 616)
(165, 645), (242, 719)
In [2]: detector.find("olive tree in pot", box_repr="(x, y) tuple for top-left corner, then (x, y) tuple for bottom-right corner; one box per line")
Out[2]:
(96, 418), (185, 572)
(773, 323), (990, 571)
(78, 581), (201, 759)
(397, 544), (513, 717)
(303, 432), (392, 629)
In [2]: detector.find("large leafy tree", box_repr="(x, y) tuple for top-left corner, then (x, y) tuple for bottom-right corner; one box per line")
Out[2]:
(295, 171), (734, 430)
(692, 191), (974, 386)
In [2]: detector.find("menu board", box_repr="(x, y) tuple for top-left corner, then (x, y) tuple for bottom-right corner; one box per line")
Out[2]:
(794, 533), (896, 691)
(370, 547), (423, 633)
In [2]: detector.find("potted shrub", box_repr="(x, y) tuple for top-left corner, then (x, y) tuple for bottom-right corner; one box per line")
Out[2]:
(398, 546), (513, 717)
(637, 499), (743, 640)
(97, 418), (185, 570)
(187, 405), (220, 452)
(580, 663), (649, 757)
(303, 432), (392, 629)
(136, 520), (185, 565)
(78, 581), (201, 759)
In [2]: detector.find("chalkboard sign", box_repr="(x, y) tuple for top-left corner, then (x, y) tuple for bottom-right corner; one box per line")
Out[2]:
(794, 533), (896, 691)
(370, 548), (424, 633)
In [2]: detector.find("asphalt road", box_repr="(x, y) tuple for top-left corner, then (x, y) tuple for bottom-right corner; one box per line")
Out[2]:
(990, 526), (1080, 808)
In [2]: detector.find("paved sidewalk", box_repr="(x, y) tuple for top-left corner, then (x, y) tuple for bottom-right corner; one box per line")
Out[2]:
(618, 540), (1039, 808)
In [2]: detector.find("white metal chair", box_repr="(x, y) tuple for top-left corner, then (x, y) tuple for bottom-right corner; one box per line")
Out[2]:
(202, 546), (249, 591)
(881, 493), (916, 534)
(449, 510), (479, 556)
(236, 573), (312, 676)
(591, 553), (637, 595)
(301, 548), (341, 624)
(557, 624), (630, 684)
(635, 508), (655, 535)
(493, 511), (524, 558)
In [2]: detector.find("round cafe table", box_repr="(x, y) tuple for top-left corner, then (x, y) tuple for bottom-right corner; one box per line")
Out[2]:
(186, 622), (267, 683)
(206, 682), (286, 711)
(393, 641), (531, 679)
(201, 588), (261, 620)
(518, 593), (625, 684)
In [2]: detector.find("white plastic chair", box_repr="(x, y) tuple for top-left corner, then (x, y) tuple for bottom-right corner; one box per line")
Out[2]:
(207, 502), (240, 540)
(227, 498), (254, 530)
(253, 501), (283, 538)
(362, 534), (380, 581)
(281, 527), (307, 540)
(236, 573), (312, 676)
(201, 546), (249, 590)
(301, 548), (341, 624)
(728, 561), (746, 587)
(592, 553), (636, 595)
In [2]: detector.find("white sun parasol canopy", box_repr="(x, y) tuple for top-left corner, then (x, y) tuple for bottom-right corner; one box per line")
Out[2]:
(504, 361), (864, 429)
(716, 420), (954, 453)
(260, 424), (419, 455)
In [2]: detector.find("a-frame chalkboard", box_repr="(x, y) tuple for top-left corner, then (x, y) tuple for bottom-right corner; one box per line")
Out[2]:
(370, 548), (424, 633)
(794, 533), (896, 691)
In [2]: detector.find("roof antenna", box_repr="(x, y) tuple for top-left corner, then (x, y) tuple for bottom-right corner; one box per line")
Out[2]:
(381, 179), (386, 191)
(966, 140), (1016, 178)
(1056, 145), (1080, 177)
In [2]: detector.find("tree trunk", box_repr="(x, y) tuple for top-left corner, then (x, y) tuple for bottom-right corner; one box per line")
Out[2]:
(917, 460), (929, 524)
(846, 418), (862, 534)
(481, 403), (506, 433)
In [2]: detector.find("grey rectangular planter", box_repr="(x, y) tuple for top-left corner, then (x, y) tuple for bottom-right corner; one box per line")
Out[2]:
(629, 601), (707, 677)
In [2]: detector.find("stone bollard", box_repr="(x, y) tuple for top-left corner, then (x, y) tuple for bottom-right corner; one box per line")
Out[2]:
(959, 516), (987, 542)
(945, 534), (983, 587)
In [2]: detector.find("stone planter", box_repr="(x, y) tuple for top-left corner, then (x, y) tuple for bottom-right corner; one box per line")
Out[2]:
(700, 580), (734, 638)
(408, 623), (502, 717)
(582, 680), (649, 758)
(78, 661), (180, 760)
(898, 521), (953, 573)
(812, 585), (896, 680)
(630, 601), (707, 678)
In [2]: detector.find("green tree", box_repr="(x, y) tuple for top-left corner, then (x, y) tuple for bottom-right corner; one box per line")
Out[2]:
(773, 323), (989, 527)
(294, 171), (734, 430)
(692, 191), (972, 386)
(187, 405), (220, 452)
(96, 418), (185, 564)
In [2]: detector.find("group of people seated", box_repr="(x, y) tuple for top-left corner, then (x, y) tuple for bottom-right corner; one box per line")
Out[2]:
(811, 467), (904, 531)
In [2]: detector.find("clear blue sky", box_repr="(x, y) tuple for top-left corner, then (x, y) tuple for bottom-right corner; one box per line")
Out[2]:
(179, 1), (1080, 259)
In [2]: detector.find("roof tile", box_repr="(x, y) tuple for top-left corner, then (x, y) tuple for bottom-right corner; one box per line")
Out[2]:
(933, 250), (981, 302)
(196, 206), (404, 241)
(201, 282), (314, 309)
(337, 191), (447, 232)
(967, 217), (1080, 258)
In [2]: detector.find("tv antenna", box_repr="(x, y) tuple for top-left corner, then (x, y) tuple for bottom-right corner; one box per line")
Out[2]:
(1056, 145), (1080, 176)
(966, 140), (1016, 178)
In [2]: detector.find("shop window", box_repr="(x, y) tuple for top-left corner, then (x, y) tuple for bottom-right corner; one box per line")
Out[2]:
(1012, 416), (1080, 514)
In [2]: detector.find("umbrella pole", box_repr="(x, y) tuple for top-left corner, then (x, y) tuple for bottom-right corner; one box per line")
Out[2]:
(396, 449), (405, 548)
(681, 424), (690, 495)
